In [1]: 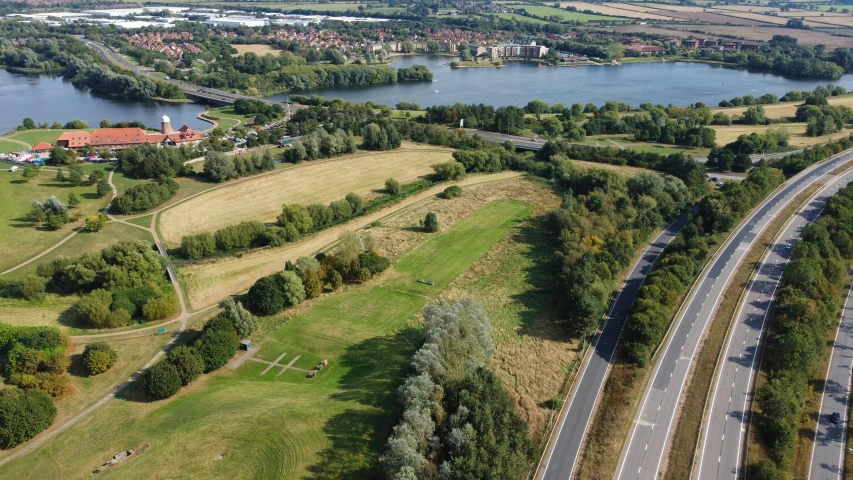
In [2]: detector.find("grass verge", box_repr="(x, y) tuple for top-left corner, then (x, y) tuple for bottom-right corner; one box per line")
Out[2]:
(663, 183), (821, 480)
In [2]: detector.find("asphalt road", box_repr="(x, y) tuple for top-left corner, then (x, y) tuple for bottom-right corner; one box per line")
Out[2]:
(809, 278), (853, 480)
(614, 147), (853, 480)
(697, 165), (853, 480)
(536, 213), (690, 480)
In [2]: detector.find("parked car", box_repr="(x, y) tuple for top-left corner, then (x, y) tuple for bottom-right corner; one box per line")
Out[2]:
(832, 412), (842, 424)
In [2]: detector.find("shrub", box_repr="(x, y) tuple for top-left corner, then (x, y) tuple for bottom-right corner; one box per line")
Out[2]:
(433, 160), (466, 181)
(385, 178), (402, 195)
(83, 342), (117, 375)
(307, 203), (335, 228)
(358, 251), (390, 275)
(195, 328), (238, 372)
(75, 289), (113, 328)
(357, 267), (372, 283)
(0, 388), (56, 448)
(424, 212), (440, 233)
(111, 177), (179, 215)
(143, 361), (182, 400)
(329, 200), (353, 221)
(441, 185), (463, 199)
(280, 271), (306, 307)
(142, 295), (177, 321)
(247, 274), (286, 315)
(302, 270), (324, 299)
(0, 274), (47, 301)
(345, 192), (364, 214)
(180, 232), (217, 259)
(85, 214), (107, 232)
(277, 204), (313, 233)
(167, 346), (204, 385)
(329, 270), (343, 291)
(214, 221), (267, 251)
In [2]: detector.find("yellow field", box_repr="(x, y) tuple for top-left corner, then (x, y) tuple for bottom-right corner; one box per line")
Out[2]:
(562, 2), (676, 20)
(642, 3), (706, 12)
(159, 144), (453, 245)
(178, 171), (523, 309)
(712, 10), (793, 24)
(712, 124), (852, 147)
(713, 94), (853, 119)
(231, 44), (282, 56)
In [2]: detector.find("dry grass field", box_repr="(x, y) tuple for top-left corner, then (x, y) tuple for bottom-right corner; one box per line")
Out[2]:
(600, 24), (850, 48)
(230, 44), (282, 56)
(706, 10), (792, 24)
(177, 171), (522, 309)
(561, 2), (676, 20)
(158, 143), (452, 245)
(714, 94), (853, 119)
(712, 124), (852, 147)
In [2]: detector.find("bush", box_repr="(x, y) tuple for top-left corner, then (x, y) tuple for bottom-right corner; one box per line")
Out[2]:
(219, 298), (256, 338)
(247, 274), (286, 315)
(441, 185), (463, 199)
(280, 271), (306, 308)
(0, 388), (56, 448)
(167, 346), (204, 385)
(432, 160), (466, 181)
(277, 204), (313, 233)
(358, 251), (390, 275)
(345, 192), (364, 214)
(111, 177), (179, 215)
(76, 289), (113, 328)
(180, 232), (217, 259)
(424, 212), (440, 233)
(85, 214), (107, 232)
(329, 200), (353, 221)
(195, 328), (238, 373)
(385, 178), (402, 195)
(143, 361), (182, 400)
(142, 295), (177, 321)
(328, 270), (343, 291)
(83, 342), (117, 375)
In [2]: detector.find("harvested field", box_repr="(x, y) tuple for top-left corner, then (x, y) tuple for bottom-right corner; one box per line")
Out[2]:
(637, 3), (706, 13)
(712, 10), (793, 24)
(666, 10), (771, 24)
(561, 2), (676, 20)
(231, 44), (283, 56)
(158, 143), (451, 245)
(712, 124), (853, 147)
(598, 24), (849, 48)
(716, 5), (781, 13)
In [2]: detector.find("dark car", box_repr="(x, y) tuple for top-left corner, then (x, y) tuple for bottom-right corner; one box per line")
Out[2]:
(831, 412), (842, 424)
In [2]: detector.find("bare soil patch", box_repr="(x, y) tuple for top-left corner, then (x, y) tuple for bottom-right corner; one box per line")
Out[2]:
(231, 44), (282, 56)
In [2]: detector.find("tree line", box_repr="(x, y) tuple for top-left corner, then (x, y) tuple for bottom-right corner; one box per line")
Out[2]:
(380, 299), (533, 479)
(749, 182), (853, 479)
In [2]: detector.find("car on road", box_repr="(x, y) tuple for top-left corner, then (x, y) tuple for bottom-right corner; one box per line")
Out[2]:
(832, 412), (842, 424)
(710, 177), (718, 181)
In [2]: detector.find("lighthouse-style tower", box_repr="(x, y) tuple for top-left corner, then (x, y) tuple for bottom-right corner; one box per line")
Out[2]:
(161, 114), (173, 134)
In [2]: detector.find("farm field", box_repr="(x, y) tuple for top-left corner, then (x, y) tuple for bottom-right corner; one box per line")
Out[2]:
(510, 4), (621, 21)
(0, 168), (111, 273)
(0, 199), (532, 480)
(711, 123), (852, 147)
(711, 10), (793, 24)
(599, 23), (851, 48)
(493, 12), (551, 24)
(561, 2), (676, 20)
(157, 143), (453, 245)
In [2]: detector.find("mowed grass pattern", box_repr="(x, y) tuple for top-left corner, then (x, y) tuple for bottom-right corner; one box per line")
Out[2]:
(0, 200), (531, 480)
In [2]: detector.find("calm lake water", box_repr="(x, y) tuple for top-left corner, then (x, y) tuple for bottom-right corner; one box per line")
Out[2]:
(0, 69), (209, 134)
(270, 55), (853, 108)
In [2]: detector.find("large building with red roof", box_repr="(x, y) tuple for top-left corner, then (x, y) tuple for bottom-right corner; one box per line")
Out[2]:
(55, 116), (202, 150)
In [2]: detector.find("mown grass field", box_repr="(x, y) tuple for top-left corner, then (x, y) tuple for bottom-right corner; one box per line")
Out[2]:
(202, 106), (254, 131)
(158, 143), (453, 245)
(0, 140), (24, 153)
(5, 129), (94, 148)
(0, 199), (531, 479)
(493, 12), (552, 24)
(713, 94), (853, 119)
(0, 169), (111, 273)
(561, 2), (676, 20)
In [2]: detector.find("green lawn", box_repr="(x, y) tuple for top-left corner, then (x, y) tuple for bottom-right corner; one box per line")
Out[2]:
(0, 169), (111, 273)
(0, 199), (532, 479)
(6, 129), (94, 148)
(493, 12), (552, 24)
(203, 107), (253, 131)
(509, 4), (621, 22)
(0, 140), (24, 153)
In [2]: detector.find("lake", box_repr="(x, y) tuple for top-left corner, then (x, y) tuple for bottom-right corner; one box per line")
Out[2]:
(270, 55), (853, 108)
(0, 69), (209, 134)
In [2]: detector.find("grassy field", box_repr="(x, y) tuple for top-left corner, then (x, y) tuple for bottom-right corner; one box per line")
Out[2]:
(158, 143), (454, 245)
(0, 168), (111, 273)
(713, 94), (853, 119)
(562, 2), (677, 20)
(712, 123), (853, 147)
(0, 199), (531, 479)
(0, 140), (25, 153)
(5, 129), (93, 148)
(493, 12), (552, 24)
(201, 107), (253, 131)
(9, 222), (152, 278)
(580, 134), (711, 156)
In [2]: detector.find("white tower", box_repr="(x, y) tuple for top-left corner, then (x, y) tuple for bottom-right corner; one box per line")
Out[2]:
(161, 114), (173, 134)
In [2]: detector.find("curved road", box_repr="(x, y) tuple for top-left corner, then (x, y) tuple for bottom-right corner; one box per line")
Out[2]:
(809, 277), (853, 480)
(697, 163), (853, 480)
(537, 213), (689, 480)
(614, 147), (853, 480)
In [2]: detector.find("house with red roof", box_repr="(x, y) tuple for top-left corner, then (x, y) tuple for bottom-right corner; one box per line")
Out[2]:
(31, 142), (54, 154)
